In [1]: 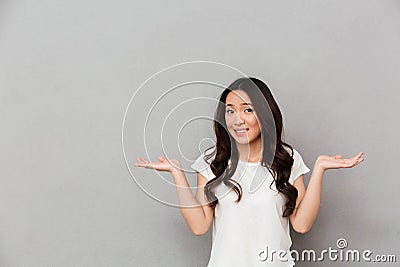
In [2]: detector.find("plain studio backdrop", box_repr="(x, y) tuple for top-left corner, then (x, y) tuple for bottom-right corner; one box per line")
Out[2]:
(0, 0), (399, 266)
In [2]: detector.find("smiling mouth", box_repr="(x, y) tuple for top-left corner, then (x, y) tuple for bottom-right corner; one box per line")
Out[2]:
(234, 129), (249, 133)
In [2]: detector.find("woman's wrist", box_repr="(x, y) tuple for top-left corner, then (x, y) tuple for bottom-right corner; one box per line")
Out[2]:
(314, 159), (326, 173)
(170, 166), (184, 176)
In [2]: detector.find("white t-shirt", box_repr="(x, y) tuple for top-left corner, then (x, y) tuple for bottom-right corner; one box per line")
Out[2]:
(190, 148), (311, 267)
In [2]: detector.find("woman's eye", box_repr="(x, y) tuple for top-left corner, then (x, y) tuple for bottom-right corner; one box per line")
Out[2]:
(244, 108), (253, 112)
(226, 109), (234, 114)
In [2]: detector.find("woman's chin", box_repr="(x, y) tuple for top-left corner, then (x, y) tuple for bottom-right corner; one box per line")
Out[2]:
(234, 138), (251, 145)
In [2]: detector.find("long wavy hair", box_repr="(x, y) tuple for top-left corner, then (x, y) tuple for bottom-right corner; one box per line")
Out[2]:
(203, 77), (297, 217)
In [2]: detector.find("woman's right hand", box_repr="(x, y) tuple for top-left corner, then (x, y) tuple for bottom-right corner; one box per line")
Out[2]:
(134, 156), (182, 173)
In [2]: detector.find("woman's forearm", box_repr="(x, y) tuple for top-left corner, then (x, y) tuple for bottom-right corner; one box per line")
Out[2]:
(171, 169), (208, 235)
(293, 163), (325, 232)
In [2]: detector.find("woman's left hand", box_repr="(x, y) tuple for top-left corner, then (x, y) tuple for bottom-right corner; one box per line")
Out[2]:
(316, 152), (364, 171)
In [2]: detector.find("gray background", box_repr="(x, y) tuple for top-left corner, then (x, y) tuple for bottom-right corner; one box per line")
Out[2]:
(1, 0), (399, 266)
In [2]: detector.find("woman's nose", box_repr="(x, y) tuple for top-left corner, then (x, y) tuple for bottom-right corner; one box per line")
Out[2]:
(233, 113), (245, 125)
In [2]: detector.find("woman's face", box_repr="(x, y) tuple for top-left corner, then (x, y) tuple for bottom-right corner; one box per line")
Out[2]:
(224, 89), (261, 145)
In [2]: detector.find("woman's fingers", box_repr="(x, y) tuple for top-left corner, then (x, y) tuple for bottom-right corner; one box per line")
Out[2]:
(320, 151), (365, 170)
(330, 152), (363, 162)
(136, 156), (165, 163)
(134, 157), (153, 167)
(342, 156), (364, 167)
(343, 158), (359, 165)
(135, 161), (156, 169)
(133, 156), (173, 172)
(137, 157), (150, 163)
(336, 152), (363, 164)
(350, 153), (364, 163)
(348, 151), (364, 161)
(134, 161), (148, 167)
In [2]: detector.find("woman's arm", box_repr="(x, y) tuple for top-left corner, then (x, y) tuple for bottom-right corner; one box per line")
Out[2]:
(134, 156), (213, 236)
(171, 169), (214, 235)
(290, 152), (364, 233)
(289, 165), (324, 234)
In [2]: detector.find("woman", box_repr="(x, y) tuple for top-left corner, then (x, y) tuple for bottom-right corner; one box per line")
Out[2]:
(134, 77), (364, 266)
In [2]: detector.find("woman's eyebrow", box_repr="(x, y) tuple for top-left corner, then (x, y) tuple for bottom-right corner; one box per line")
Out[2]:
(226, 103), (253, 107)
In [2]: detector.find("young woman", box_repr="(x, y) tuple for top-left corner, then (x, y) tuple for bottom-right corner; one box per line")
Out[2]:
(134, 77), (364, 267)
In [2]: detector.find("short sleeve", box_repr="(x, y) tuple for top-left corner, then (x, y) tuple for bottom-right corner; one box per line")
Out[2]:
(190, 153), (216, 181)
(289, 149), (311, 185)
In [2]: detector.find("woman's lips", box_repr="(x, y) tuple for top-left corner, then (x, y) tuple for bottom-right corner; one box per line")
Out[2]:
(234, 128), (249, 137)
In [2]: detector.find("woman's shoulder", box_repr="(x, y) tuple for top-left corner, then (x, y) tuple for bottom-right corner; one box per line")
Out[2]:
(190, 149), (217, 181)
(285, 146), (303, 165)
(283, 145), (297, 157)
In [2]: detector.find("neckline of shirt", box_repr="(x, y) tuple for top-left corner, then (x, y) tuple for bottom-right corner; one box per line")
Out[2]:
(238, 159), (261, 166)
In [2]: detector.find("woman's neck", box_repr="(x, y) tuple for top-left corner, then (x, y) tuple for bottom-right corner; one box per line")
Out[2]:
(236, 138), (263, 162)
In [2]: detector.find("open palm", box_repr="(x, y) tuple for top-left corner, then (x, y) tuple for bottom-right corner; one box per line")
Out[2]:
(134, 156), (182, 173)
(316, 151), (364, 171)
